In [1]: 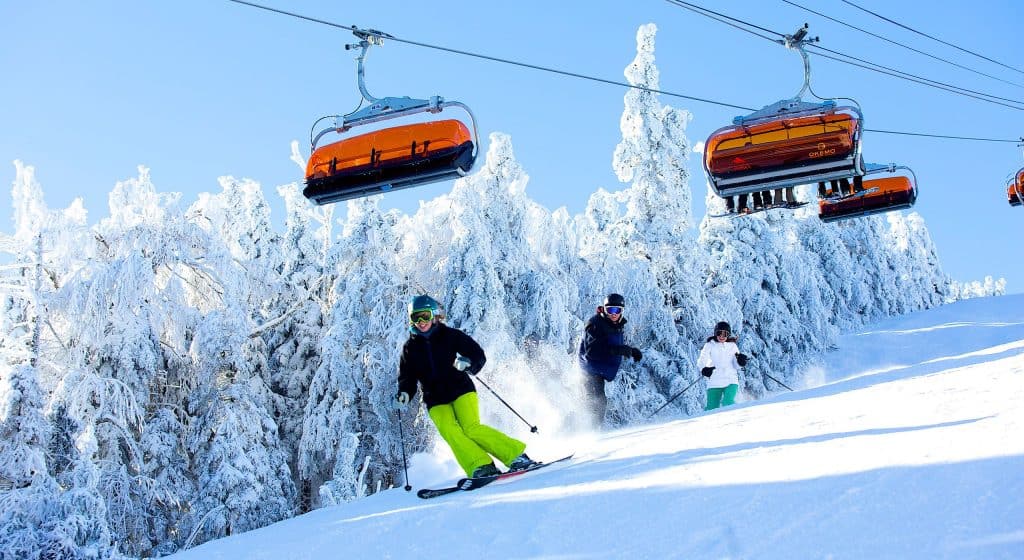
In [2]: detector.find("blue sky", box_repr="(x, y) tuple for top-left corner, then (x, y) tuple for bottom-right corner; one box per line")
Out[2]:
(2, 0), (1022, 291)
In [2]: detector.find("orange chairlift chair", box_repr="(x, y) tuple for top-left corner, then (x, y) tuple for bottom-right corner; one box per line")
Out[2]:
(818, 163), (918, 223)
(703, 25), (867, 202)
(303, 28), (480, 205)
(1006, 167), (1023, 207)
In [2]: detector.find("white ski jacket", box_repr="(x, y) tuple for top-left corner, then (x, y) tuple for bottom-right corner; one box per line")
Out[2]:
(696, 338), (741, 389)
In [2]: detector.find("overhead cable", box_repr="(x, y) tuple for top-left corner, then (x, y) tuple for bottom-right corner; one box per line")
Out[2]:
(225, 0), (1019, 143)
(807, 45), (1024, 110)
(840, 0), (1024, 76)
(780, 0), (1024, 89)
(663, 0), (1024, 110)
(225, 0), (752, 111)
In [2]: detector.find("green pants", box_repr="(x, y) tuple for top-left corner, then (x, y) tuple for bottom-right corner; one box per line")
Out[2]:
(705, 384), (738, 411)
(428, 391), (526, 476)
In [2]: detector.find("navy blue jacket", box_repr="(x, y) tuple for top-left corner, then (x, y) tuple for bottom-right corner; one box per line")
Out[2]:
(578, 313), (629, 381)
(398, 323), (486, 408)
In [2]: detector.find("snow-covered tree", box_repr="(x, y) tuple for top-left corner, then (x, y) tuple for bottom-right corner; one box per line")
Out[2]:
(187, 309), (295, 544)
(266, 184), (333, 510)
(299, 197), (409, 506)
(0, 364), (50, 491)
(582, 23), (711, 422)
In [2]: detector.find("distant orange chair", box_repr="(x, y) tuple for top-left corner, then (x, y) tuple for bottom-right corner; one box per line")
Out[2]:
(1007, 167), (1024, 207)
(819, 172), (917, 223)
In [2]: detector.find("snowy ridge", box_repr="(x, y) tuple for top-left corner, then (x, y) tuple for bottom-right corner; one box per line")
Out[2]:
(169, 295), (1024, 559)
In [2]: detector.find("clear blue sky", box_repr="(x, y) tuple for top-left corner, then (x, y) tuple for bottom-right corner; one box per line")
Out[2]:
(2, 1), (1021, 291)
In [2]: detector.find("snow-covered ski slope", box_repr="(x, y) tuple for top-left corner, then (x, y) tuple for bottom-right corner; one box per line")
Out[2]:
(171, 295), (1024, 560)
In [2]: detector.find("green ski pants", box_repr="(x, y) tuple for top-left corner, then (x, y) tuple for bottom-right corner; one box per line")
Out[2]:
(428, 391), (526, 476)
(705, 384), (739, 411)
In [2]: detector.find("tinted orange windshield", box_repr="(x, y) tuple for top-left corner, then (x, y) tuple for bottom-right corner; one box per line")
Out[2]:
(307, 119), (472, 180)
(706, 110), (860, 176)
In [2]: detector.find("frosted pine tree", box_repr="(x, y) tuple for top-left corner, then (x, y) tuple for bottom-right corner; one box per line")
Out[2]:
(586, 23), (710, 422)
(886, 212), (950, 310)
(0, 364), (51, 489)
(414, 133), (578, 435)
(833, 215), (903, 319)
(267, 184), (333, 511)
(795, 212), (871, 332)
(187, 309), (296, 545)
(45, 167), (222, 556)
(0, 364), (61, 559)
(187, 176), (284, 341)
(299, 197), (409, 506)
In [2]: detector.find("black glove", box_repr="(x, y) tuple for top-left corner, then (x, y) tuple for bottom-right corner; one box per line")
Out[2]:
(395, 391), (410, 410)
(701, 366), (715, 378)
(630, 347), (642, 362)
(736, 353), (748, 367)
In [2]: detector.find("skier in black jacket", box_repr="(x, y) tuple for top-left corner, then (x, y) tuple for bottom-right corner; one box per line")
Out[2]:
(396, 295), (535, 478)
(577, 293), (642, 429)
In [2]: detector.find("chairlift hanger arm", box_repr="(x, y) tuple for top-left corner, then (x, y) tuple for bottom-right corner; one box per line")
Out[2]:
(307, 25), (480, 162)
(779, 24), (820, 101)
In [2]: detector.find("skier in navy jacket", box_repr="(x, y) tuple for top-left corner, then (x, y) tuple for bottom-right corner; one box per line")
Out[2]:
(577, 293), (642, 428)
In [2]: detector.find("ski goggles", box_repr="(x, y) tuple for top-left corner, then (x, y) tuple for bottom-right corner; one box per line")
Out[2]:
(716, 329), (730, 337)
(605, 306), (624, 315)
(410, 310), (434, 324)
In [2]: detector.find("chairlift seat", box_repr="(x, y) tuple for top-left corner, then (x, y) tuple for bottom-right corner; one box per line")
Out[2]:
(304, 119), (475, 205)
(1008, 168), (1024, 207)
(704, 107), (862, 197)
(818, 175), (916, 223)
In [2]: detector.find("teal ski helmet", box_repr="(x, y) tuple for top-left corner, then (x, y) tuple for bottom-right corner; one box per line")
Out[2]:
(409, 294), (442, 318)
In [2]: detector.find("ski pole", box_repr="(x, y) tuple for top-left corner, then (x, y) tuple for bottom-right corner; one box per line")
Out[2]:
(474, 376), (539, 433)
(395, 408), (412, 491)
(763, 372), (794, 392)
(648, 376), (702, 418)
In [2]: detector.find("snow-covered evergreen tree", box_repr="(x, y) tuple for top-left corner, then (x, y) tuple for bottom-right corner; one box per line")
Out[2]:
(299, 196), (409, 506)
(0, 363), (51, 489)
(886, 212), (950, 309)
(583, 23), (711, 421)
(187, 309), (295, 545)
(266, 184), (333, 511)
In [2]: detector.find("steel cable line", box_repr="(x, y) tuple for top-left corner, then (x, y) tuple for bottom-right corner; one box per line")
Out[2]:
(806, 45), (1024, 110)
(224, 0), (752, 112)
(225, 0), (1018, 143)
(841, 0), (1024, 76)
(663, 0), (1024, 110)
(662, 0), (783, 42)
(780, 0), (1024, 89)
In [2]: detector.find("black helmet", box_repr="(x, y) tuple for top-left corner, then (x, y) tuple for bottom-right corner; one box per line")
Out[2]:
(604, 293), (625, 307)
(714, 321), (731, 335)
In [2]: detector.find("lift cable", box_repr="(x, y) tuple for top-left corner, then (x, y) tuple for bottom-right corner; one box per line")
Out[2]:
(780, 0), (1024, 89)
(841, 0), (1024, 76)
(806, 45), (1024, 110)
(225, 0), (751, 111)
(664, 0), (1024, 110)
(225, 0), (1019, 143)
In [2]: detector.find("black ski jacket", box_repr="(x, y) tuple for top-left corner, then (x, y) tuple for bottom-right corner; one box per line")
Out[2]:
(398, 323), (487, 408)
(578, 313), (629, 381)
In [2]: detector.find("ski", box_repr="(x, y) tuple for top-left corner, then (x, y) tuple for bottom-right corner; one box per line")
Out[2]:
(416, 454), (573, 499)
(708, 201), (809, 219)
(822, 186), (879, 202)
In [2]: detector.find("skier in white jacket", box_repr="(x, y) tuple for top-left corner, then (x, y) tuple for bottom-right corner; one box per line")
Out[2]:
(696, 321), (748, 410)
